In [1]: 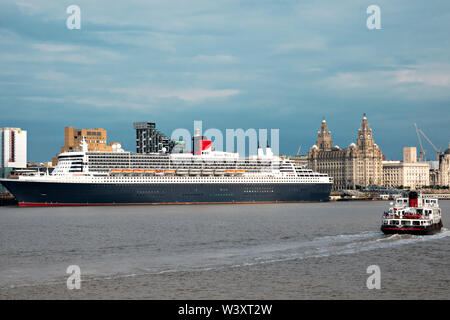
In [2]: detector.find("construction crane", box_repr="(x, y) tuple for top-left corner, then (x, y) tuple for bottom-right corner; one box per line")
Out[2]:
(296, 146), (302, 156)
(414, 123), (441, 162)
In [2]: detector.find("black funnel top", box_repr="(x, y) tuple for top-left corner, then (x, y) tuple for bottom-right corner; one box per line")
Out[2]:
(409, 191), (418, 200)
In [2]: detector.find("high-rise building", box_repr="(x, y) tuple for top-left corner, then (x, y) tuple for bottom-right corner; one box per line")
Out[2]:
(0, 127), (27, 170)
(403, 147), (417, 163)
(307, 115), (384, 190)
(133, 122), (174, 154)
(0, 127), (27, 188)
(52, 127), (121, 165)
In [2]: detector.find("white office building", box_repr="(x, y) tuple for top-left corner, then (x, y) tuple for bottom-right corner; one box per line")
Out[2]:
(383, 147), (430, 189)
(0, 127), (27, 169)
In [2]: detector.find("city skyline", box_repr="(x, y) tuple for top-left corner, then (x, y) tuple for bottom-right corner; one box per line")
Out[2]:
(1, 116), (446, 163)
(1, 0), (449, 162)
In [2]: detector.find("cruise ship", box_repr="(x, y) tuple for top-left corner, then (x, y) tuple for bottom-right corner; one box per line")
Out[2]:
(0, 136), (333, 207)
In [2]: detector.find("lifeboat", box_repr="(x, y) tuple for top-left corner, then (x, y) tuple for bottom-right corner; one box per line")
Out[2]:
(176, 169), (189, 176)
(225, 170), (236, 176)
(201, 169), (213, 176)
(110, 169), (122, 173)
(189, 169), (201, 176)
(214, 169), (225, 176)
(165, 169), (175, 175)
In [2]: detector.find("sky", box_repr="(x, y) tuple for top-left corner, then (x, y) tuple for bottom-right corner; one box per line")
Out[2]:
(0, 0), (449, 162)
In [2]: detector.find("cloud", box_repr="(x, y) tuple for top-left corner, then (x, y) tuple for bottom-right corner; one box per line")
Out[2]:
(271, 37), (328, 55)
(20, 87), (241, 111)
(189, 54), (238, 64)
(110, 87), (241, 103)
(0, 40), (123, 65)
(169, 88), (240, 101)
(33, 43), (78, 52)
(33, 71), (69, 81)
(394, 65), (450, 87)
(321, 64), (450, 91)
(2, 0), (450, 161)
(20, 96), (148, 110)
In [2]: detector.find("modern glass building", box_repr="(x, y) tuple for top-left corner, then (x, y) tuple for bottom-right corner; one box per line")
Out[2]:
(133, 122), (175, 154)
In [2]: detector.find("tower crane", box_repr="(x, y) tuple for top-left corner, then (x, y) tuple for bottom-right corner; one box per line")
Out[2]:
(414, 123), (441, 162)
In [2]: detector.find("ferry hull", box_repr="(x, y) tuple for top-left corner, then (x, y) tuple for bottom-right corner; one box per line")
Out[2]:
(1, 180), (332, 207)
(381, 221), (443, 235)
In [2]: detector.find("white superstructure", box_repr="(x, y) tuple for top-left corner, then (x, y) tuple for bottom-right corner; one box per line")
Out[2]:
(19, 141), (332, 185)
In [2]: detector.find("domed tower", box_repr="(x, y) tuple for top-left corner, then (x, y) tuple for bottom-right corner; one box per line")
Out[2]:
(316, 118), (333, 151)
(357, 113), (375, 151)
(444, 144), (450, 156)
(354, 114), (384, 187)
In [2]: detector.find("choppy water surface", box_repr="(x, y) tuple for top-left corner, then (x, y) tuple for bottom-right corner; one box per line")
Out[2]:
(0, 201), (449, 299)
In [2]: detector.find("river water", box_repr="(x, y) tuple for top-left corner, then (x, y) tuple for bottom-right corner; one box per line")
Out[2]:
(0, 201), (449, 299)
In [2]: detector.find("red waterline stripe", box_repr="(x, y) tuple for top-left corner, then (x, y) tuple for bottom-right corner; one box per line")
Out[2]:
(18, 200), (321, 207)
(383, 226), (438, 231)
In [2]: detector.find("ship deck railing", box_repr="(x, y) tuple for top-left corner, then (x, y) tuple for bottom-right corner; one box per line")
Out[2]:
(383, 213), (427, 220)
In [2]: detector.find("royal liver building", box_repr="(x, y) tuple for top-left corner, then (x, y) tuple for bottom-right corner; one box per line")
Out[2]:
(307, 115), (384, 190)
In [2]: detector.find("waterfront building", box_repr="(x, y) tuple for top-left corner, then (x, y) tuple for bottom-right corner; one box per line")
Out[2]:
(438, 144), (450, 186)
(426, 144), (450, 187)
(0, 127), (27, 170)
(382, 147), (430, 189)
(307, 115), (384, 190)
(52, 127), (121, 165)
(133, 122), (175, 154)
(0, 127), (27, 191)
(429, 168), (440, 186)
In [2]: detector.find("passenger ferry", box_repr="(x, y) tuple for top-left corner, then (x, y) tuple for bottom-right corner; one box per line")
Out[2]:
(381, 191), (443, 235)
(0, 136), (333, 207)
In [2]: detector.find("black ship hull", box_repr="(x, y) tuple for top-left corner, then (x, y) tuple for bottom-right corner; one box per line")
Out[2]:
(0, 180), (332, 207)
(381, 221), (443, 235)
